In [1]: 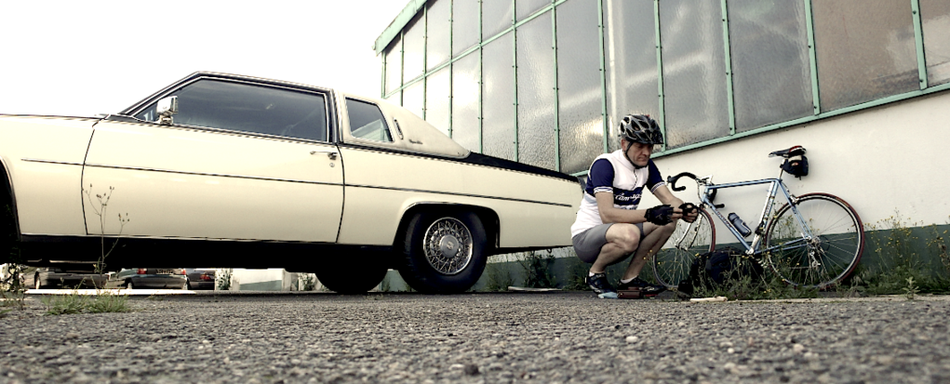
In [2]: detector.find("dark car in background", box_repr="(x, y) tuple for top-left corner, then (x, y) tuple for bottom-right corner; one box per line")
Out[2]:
(115, 268), (187, 289)
(185, 268), (216, 290)
(32, 265), (107, 289)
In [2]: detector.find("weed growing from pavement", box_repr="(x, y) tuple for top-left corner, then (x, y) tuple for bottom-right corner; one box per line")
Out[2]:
(82, 185), (130, 274)
(518, 251), (557, 288)
(41, 288), (131, 316)
(484, 257), (513, 292)
(297, 273), (317, 291)
(217, 268), (234, 290)
(855, 212), (950, 295)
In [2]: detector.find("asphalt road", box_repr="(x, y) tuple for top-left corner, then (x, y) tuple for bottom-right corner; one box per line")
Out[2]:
(1, 291), (948, 383)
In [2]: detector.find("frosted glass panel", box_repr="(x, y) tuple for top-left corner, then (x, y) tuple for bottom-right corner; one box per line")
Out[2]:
(452, 53), (481, 151)
(402, 81), (424, 119)
(517, 0), (550, 21)
(517, 13), (556, 170)
(482, 32), (516, 161)
(728, 0), (813, 132)
(604, 0), (658, 153)
(426, 67), (451, 136)
(384, 39), (402, 96)
(454, 0), (481, 56)
(557, 0), (605, 175)
(812, 0), (918, 112)
(404, 15), (426, 83)
(660, 0), (729, 148)
(921, 0), (950, 85)
(483, 0), (514, 40)
(427, 0), (451, 71)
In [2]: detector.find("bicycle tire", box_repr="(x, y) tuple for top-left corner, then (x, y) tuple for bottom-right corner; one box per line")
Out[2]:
(652, 207), (716, 288)
(763, 193), (864, 289)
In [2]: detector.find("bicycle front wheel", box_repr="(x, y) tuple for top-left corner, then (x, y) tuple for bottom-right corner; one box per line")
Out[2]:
(764, 193), (864, 289)
(653, 207), (715, 288)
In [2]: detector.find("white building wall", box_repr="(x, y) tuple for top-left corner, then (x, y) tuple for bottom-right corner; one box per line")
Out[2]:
(640, 91), (950, 242)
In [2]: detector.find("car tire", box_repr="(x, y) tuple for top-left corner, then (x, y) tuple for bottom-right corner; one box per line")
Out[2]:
(126, 281), (135, 290)
(315, 252), (389, 294)
(398, 210), (487, 293)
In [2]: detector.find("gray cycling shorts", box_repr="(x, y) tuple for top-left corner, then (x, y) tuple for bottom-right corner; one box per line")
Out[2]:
(572, 222), (645, 263)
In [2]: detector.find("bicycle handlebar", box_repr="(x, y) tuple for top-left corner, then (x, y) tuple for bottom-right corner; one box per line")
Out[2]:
(667, 172), (698, 192)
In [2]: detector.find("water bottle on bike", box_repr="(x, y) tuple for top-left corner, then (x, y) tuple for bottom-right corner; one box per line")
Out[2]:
(728, 213), (752, 237)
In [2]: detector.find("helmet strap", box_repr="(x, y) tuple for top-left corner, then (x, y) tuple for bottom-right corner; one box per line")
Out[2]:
(622, 143), (648, 169)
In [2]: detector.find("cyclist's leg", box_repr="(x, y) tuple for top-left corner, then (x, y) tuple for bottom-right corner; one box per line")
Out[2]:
(590, 223), (642, 274)
(621, 221), (676, 280)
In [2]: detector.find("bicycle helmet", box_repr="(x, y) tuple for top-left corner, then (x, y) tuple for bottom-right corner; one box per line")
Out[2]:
(618, 114), (663, 145)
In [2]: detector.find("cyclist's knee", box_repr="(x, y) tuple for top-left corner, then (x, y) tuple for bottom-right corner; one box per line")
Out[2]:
(609, 224), (642, 253)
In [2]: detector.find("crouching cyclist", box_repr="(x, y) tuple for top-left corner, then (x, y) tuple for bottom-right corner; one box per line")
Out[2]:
(570, 114), (698, 299)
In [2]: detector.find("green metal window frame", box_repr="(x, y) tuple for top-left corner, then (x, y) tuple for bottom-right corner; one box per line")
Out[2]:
(375, 0), (950, 176)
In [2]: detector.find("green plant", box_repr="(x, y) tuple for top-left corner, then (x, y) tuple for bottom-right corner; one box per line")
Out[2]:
(1, 263), (27, 310)
(42, 292), (88, 315)
(86, 292), (131, 313)
(902, 277), (920, 300)
(518, 251), (556, 288)
(298, 273), (316, 291)
(83, 185), (130, 274)
(41, 288), (131, 315)
(484, 259), (513, 292)
(564, 257), (591, 291)
(859, 212), (949, 295)
(217, 268), (233, 290)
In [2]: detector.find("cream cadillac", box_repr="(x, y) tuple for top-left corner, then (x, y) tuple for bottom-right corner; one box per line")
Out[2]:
(0, 72), (580, 293)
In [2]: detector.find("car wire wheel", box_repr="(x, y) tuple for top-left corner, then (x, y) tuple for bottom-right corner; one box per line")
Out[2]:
(422, 217), (473, 275)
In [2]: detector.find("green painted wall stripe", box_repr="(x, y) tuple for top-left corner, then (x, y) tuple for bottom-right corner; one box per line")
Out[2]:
(512, 0), (519, 162)
(597, 0), (609, 155)
(552, 0), (562, 172)
(912, 0), (929, 90)
(804, 0), (821, 115)
(654, 0), (667, 152)
(721, 0), (736, 135)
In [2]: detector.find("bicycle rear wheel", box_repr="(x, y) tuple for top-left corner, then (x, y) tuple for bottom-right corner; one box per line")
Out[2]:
(653, 207), (715, 288)
(764, 193), (864, 289)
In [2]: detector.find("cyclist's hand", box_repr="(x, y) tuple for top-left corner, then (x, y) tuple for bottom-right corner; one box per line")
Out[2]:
(679, 203), (699, 223)
(645, 205), (674, 225)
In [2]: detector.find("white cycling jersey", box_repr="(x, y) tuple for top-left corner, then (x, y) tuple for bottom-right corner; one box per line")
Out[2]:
(570, 150), (666, 238)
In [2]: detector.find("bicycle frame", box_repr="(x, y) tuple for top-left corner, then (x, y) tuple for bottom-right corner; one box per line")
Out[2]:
(694, 176), (815, 256)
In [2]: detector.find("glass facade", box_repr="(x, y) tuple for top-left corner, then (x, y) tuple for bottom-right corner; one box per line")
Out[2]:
(380, 0), (950, 174)
(813, 0), (919, 112)
(516, 13), (556, 170)
(922, 0), (950, 85)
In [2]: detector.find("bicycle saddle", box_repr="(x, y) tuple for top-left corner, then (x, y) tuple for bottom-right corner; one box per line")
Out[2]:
(769, 145), (806, 158)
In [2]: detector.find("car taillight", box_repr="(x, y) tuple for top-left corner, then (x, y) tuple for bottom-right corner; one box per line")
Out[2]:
(181, 269), (187, 275)
(137, 268), (147, 275)
(201, 273), (213, 281)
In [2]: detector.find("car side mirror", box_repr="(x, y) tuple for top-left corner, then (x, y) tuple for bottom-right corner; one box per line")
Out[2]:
(157, 96), (179, 125)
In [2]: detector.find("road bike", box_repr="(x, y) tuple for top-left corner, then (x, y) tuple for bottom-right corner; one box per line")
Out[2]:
(653, 146), (865, 290)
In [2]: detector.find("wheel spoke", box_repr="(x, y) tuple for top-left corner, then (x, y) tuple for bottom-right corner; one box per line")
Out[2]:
(423, 217), (473, 275)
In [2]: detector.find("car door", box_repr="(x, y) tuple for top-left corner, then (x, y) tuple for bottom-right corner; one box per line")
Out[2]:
(81, 78), (342, 242)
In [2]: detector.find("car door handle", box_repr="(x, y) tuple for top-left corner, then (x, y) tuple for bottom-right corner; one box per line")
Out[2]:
(310, 149), (338, 160)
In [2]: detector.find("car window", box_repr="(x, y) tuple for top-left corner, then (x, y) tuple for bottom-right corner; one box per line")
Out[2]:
(134, 80), (328, 142)
(346, 98), (392, 142)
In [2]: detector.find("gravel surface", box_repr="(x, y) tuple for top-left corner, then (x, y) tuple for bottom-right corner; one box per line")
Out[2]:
(1, 292), (948, 383)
